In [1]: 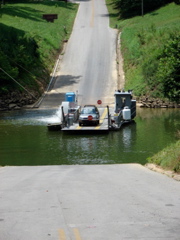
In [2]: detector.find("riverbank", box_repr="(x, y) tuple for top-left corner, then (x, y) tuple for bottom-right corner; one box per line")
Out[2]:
(137, 96), (180, 108)
(1, 92), (180, 111)
(146, 140), (180, 180)
(146, 164), (180, 181)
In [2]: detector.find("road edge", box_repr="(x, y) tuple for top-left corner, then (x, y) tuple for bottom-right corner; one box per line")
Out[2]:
(145, 163), (180, 181)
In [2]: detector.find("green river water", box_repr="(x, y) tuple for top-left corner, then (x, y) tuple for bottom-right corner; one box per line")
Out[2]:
(0, 107), (179, 166)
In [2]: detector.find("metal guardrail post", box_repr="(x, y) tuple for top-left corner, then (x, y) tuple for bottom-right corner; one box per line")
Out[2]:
(107, 105), (110, 129)
(61, 106), (66, 127)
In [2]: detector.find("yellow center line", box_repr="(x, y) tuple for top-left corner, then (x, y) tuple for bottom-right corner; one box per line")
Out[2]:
(73, 228), (82, 240)
(100, 108), (108, 123)
(95, 108), (108, 129)
(58, 229), (66, 240)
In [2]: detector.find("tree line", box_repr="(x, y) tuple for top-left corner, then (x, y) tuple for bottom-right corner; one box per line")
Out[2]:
(113, 0), (180, 19)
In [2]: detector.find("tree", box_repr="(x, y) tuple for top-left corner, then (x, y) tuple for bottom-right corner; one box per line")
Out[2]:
(113, 0), (173, 19)
(157, 34), (180, 102)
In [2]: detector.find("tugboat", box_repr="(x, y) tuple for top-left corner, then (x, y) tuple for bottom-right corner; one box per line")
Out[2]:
(110, 90), (136, 130)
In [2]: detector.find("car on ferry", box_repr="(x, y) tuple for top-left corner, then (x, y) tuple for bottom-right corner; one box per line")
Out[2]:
(79, 105), (100, 126)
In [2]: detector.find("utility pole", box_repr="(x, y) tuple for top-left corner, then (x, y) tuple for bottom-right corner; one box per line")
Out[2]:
(141, 0), (144, 17)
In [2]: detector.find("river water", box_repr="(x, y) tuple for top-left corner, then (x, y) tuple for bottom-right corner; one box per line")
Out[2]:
(0, 107), (179, 166)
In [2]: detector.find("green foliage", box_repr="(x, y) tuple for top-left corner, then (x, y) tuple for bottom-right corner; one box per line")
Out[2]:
(174, 0), (180, 4)
(156, 33), (180, 102)
(121, 25), (165, 96)
(106, 0), (180, 101)
(130, 29), (180, 101)
(147, 140), (180, 173)
(0, 24), (40, 92)
(113, 0), (173, 19)
(0, 49), (18, 80)
(0, 1), (78, 94)
(134, 30), (180, 101)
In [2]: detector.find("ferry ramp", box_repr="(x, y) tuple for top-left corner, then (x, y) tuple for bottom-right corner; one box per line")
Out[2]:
(37, 0), (117, 110)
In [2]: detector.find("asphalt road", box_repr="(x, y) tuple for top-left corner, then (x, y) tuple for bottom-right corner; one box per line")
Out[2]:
(40, 0), (117, 108)
(1, 165), (180, 240)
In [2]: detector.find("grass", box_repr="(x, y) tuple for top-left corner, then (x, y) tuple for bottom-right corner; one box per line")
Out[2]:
(105, 0), (120, 29)
(106, 1), (180, 172)
(106, 1), (180, 32)
(106, 1), (180, 97)
(147, 140), (180, 173)
(0, 0), (78, 85)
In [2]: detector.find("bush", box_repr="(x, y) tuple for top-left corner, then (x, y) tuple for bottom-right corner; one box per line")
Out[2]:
(123, 25), (180, 101)
(0, 24), (41, 93)
(157, 33), (180, 102)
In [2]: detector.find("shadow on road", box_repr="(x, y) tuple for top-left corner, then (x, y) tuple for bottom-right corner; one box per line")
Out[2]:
(48, 74), (81, 91)
(39, 74), (81, 108)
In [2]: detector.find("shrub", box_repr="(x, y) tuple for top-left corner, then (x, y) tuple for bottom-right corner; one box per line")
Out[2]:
(148, 140), (180, 173)
(157, 33), (180, 102)
(0, 24), (41, 92)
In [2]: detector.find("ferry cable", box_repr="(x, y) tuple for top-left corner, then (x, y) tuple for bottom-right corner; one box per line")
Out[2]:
(0, 67), (37, 100)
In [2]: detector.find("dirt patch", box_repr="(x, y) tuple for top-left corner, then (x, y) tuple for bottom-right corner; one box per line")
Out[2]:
(146, 163), (180, 181)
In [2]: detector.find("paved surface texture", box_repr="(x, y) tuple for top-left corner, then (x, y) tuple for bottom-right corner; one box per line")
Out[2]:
(40, 0), (117, 109)
(1, 164), (180, 240)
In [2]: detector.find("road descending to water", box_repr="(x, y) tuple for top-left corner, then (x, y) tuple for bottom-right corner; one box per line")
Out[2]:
(1, 1), (180, 240)
(40, 0), (117, 108)
(1, 165), (180, 240)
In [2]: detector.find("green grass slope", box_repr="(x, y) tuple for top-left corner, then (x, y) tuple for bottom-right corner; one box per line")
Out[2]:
(106, 1), (180, 172)
(147, 140), (180, 173)
(0, 0), (78, 95)
(106, 1), (180, 102)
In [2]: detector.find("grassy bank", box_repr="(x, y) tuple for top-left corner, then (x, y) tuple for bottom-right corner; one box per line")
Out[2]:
(0, 0), (78, 94)
(147, 140), (180, 173)
(106, 1), (180, 101)
(106, 1), (180, 172)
